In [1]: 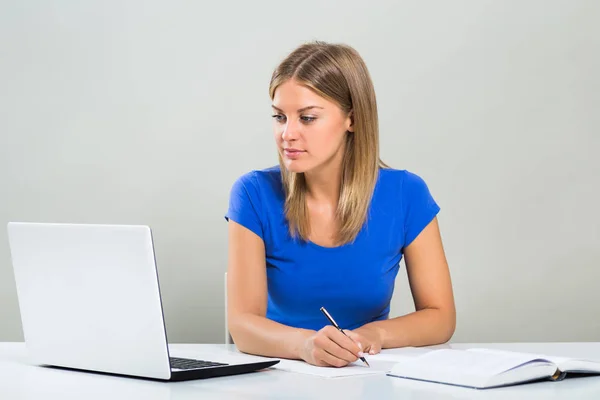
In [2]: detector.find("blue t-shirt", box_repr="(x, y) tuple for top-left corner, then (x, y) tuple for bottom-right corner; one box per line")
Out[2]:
(225, 166), (439, 331)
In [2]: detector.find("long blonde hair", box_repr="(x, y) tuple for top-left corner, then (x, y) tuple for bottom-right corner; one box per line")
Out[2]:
(269, 41), (387, 245)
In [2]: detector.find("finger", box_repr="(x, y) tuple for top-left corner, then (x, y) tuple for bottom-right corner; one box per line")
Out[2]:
(316, 348), (351, 368)
(343, 330), (366, 354)
(319, 335), (359, 363)
(369, 343), (381, 355)
(309, 345), (349, 368)
(316, 330), (359, 363)
(372, 340), (382, 354)
(324, 327), (363, 358)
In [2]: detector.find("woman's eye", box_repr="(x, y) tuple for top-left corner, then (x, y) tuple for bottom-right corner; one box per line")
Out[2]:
(300, 116), (316, 123)
(271, 114), (286, 123)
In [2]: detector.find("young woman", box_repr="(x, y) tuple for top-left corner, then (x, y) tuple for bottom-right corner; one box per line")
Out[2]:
(225, 41), (455, 367)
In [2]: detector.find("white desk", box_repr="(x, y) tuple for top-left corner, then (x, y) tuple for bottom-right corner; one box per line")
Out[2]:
(2, 342), (600, 399)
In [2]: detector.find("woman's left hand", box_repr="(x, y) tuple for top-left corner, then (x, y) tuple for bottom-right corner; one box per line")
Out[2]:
(346, 325), (384, 355)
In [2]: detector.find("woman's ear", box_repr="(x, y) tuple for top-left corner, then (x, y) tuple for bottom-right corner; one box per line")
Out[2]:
(346, 110), (354, 132)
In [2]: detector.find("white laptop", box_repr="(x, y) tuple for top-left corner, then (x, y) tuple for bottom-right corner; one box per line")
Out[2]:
(7, 222), (279, 381)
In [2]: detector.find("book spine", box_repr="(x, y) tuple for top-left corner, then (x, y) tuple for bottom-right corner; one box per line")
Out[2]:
(550, 369), (567, 381)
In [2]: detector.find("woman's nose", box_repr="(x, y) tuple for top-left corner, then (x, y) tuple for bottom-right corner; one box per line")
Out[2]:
(281, 120), (299, 141)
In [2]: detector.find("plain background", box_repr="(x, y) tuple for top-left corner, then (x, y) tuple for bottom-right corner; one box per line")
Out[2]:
(1, 0), (598, 344)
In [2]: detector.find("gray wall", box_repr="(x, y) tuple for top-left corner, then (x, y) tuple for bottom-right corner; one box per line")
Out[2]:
(1, 0), (598, 343)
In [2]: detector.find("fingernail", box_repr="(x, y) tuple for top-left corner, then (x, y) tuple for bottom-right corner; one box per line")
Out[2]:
(369, 350), (375, 355)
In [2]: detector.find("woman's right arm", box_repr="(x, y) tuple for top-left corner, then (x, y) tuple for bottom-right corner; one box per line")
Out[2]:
(227, 220), (361, 366)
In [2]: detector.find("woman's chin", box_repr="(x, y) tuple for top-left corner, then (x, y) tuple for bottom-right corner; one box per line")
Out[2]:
(282, 160), (309, 174)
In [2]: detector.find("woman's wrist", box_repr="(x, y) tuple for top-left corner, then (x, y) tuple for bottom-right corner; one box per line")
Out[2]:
(360, 322), (388, 348)
(289, 328), (315, 360)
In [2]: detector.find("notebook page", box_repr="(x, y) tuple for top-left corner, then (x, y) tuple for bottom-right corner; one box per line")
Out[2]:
(421, 349), (549, 374)
(468, 348), (600, 374)
(468, 348), (567, 364)
(389, 349), (555, 388)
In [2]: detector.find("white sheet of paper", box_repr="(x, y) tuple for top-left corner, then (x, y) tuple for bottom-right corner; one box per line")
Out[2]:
(271, 347), (439, 378)
(368, 347), (436, 362)
(274, 357), (393, 378)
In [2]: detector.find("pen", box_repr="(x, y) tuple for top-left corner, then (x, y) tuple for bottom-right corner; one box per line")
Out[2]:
(319, 306), (370, 367)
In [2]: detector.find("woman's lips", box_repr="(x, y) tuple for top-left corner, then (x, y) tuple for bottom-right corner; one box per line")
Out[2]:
(284, 149), (305, 159)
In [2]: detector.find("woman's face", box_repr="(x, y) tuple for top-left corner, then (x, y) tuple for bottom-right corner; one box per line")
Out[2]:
(272, 79), (353, 174)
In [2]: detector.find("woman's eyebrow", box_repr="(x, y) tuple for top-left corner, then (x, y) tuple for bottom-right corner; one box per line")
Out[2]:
(271, 105), (324, 113)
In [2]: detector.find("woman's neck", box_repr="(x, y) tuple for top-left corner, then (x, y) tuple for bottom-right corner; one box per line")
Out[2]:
(304, 151), (344, 205)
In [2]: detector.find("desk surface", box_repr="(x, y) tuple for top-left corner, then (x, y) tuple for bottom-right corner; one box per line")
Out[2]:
(2, 342), (600, 399)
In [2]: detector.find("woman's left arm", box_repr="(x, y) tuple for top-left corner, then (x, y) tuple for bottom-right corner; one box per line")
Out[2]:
(350, 217), (456, 353)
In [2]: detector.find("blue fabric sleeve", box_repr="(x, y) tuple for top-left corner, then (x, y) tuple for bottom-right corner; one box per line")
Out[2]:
(402, 171), (440, 248)
(225, 172), (264, 240)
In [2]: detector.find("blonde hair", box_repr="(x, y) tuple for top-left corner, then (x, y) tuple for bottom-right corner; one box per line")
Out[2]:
(269, 41), (387, 245)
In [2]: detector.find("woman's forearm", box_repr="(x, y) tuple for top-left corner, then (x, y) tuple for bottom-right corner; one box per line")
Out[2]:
(365, 307), (456, 349)
(229, 313), (314, 359)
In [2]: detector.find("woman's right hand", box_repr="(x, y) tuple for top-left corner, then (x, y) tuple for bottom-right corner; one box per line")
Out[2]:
(299, 325), (364, 367)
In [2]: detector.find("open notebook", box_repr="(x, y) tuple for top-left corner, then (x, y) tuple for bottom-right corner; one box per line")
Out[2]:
(387, 348), (600, 389)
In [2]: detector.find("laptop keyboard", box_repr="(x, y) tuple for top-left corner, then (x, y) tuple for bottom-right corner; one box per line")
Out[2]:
(169, 357), (228, 370)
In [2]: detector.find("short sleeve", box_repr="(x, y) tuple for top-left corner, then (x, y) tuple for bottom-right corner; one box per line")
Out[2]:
(401, 171), (440, 248)
(225, 172), (264, 240)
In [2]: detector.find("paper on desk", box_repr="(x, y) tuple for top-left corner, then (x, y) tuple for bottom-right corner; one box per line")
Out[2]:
(368, 346), (438, 362)
(274, 357), (394, 378)
(272, 347), (439, 378)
